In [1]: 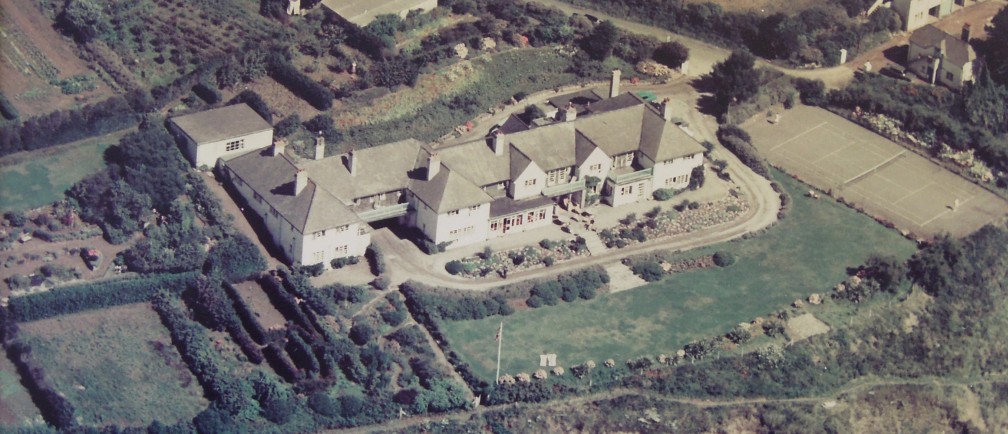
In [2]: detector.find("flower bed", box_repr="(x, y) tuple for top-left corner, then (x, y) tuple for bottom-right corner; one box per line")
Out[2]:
(450, 237), (589, 278)
(600, 196), (749, 249)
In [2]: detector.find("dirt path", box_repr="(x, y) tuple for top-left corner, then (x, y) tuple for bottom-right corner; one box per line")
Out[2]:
(327, 374), (1008, 433)
(532, 0), (855, 88)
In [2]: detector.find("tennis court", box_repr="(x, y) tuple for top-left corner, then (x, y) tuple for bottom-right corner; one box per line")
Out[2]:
(745, 106), (1008, 238)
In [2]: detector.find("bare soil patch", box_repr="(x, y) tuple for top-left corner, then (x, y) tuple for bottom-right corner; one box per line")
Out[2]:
(0, 0), (112, 116)
(231, 280), (288, 331)
(243, 76), (325, 121)
(786, 313), (830, 342)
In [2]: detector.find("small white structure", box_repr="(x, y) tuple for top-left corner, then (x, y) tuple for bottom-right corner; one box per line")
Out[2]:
(321, 0), (438, 26)
(906, 24), (976, 89)
(169, 104), (273, 168)
(286, 0), (301, 15)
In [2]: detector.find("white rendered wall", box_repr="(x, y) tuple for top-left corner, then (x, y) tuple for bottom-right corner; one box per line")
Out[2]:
(510, 163), (547, 200)
(192, 129), (273, 168)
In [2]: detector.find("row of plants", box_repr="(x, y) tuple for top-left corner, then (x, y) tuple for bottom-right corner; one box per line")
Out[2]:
(598, 198), (748, 249)
(446, 237), (588, 278)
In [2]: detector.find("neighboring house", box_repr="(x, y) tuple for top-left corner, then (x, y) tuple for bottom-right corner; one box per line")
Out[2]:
(320, 0), (438, 26)
(891, 0), (987, 32)
(168, 104), (273, 168)
(221, 71), (707, 267)
(906, 24), (976, 89)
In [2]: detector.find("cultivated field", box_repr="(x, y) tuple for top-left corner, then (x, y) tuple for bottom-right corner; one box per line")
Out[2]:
(441, 171), (917, 380)
(0, 0), (114, 117)
(17, 303), (209, 427)
(745, 105), (1008, 238)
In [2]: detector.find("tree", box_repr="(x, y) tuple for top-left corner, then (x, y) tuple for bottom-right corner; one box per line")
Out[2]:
(963, 63), (1008, 134)
(59, 0), (110, 42)
(366, 14), (403, 38)
(581, 20), (619, 60)
(986, 6), (1008, 85)
(707, 51), (760, 114)
(369, 56), (420, 88)
(652, 41), (689, 69)
(349, 322), (377, 345)
(205, 234), (267, 282)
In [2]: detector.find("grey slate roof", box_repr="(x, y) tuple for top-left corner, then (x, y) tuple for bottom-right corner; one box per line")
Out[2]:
(639, 113), (707, 162)
(575, 105), (646, 156)
(224, 149), (361, 233)
(299, 139), (424, 202)
(909, 24), (976, 66)
(409, 164), (493, 213)
(170, 104), (272, 144)
(509, 123), (577, 171)
(438, 140), (512, 187)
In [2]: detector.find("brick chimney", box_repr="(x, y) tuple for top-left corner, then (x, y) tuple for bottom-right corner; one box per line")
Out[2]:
(313, 132), (325, 160)
(345, 148), (357, 176)
(661, 98), (674, 122)
(272, 140), (286, 156)
(491, 129), (505, 156)
(609, 69), (621, 98)
(562, 101), (577, 122)
(295, 169), (308, 195)
(427, 151), (440, 181)
(961, 23), (971, 42)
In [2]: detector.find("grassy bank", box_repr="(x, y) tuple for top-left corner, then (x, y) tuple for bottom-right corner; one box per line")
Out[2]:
(440, 170), (918, 380)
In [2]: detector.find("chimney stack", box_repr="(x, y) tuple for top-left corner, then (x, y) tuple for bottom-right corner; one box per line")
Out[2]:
(427, 151), (441, 181)
(961, 23), (971, 42)
(938, 38), (947, 57)
(562, 101), (577, 122)
(661, 98), (673, 122)
(314, 132), (325, 160)
(491, 129), (505, 156)
(295, 169), (308, 195)
(609, 69), (621, 98)
(272, 140), (286, 157)
(345, 148), (357, 176)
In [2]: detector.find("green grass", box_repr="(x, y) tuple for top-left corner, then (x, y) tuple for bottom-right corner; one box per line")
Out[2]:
(0, 353), (41, 426)
(440, 170), (918, 380)
(0, 135), (121, 213)
(18, 303), (209, 426)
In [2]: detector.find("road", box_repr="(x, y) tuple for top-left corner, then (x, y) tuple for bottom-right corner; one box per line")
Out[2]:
(377, 80), (781, 291)
(534, 0), (856, 88)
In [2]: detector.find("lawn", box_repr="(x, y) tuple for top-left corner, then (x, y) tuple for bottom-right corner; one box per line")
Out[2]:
(0, 131), (125, 212)
(17, 302), (209, 427)
(440, 170), (918, 380)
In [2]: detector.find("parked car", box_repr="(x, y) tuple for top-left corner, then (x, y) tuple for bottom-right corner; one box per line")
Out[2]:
(879, 65), (910, 81)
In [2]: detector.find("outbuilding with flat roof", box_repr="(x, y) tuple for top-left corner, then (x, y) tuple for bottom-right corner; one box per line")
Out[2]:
(168, 103), (273, 168)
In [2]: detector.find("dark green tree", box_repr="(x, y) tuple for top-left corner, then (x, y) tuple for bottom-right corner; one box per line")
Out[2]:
(707, 51), (760, 114)
(581, 20), (619, 60)
(652, 41), (690, 69)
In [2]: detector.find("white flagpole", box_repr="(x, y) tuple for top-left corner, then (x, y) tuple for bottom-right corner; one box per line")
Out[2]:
(495, 321), (503, 385)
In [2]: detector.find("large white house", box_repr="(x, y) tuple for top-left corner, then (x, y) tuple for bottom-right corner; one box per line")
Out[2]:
(220, 80), (706, 267)
(169, 104), (273, 168)
(906, 24), (976, 89)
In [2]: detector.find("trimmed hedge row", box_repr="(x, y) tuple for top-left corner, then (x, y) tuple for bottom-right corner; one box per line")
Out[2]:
(6, 341), (77, 429)
(153, 294), (259, 416)
(0, 96), (139, 157)
(0, 92), (19, 120)
(259, 274), (316, 334)
(222, 281), (269, 344)
(7, 271), (200, 321)
(716, 125), (771, 179)
(365, 244), (386, 276)
(267, 56), (334, 110)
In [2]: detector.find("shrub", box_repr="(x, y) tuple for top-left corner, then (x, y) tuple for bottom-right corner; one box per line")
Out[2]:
(542, 256), (555, 267)
(267, 56), (334, 110)
(717, 126), (771, 179)
(192, 81), (222, 104)
(349, 322), (377, 345)
(273, 114), (301, 138)
(631, 260), (665, 282)
(445, 260), (465, 275)
(713, 251), (736, 267)
(365, 245), (386, 276)
(3, 211), (27, 227)
(0, 93), (19, 120)
(372, 275), (391, 290)
(653, 188), (674, 201)
(308, 392), (341, 417)
(229, 90), (273, 123)
(205, 234), (267, 282)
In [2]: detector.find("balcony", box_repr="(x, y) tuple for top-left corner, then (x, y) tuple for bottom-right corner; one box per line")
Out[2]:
(608, 167), (653, 185)
(542, 178), (586, 197)
(358, 203), (409, 222)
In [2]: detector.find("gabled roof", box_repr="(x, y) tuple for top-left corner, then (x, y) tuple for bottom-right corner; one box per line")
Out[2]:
(574, 130), (605, 166)
(170, 104), (272, 144)
(510, 145), (537, 180)
(496, 115), (531, 134)
(909, 24), (976, 66)
(409, 165), (493, 213)
(509, 123), (577, 172)
(438, 140), (511, 187)
(639, 113), (707, 162)
(224, 149), (361, 233)
(575, 105), (646, 156)
(300, 139), (424, 202)
(585, 93), (644, 114)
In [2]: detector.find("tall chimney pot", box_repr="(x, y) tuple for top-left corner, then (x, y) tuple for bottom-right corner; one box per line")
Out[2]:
(346, 148), (357, 176)
(491, 129), (505, 156)
(427, 151), (441, 181)
(295, 169), (308, 195)
(272, 140), (286, 157)
(961, 23), (971, 42)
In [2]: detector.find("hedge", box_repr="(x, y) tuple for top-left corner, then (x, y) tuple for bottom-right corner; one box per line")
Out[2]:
(0, 96), (139, 157)
(259, 274), (316, 333)
(716, 125), (771, 179)
(193, 82), (223, 105)
(7, 271), (200, 321)
(0, 92), (19, 120)
(222, 282), (268, 344)
(267, 56), (334, 110)
(264, 342), (302, 383)
(152, 294), (259, 416)
(5, 341), (77, 429)
(365, 244), (386, 276)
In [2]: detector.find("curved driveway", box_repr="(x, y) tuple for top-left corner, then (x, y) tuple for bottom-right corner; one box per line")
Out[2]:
(374, 83), (782, 290)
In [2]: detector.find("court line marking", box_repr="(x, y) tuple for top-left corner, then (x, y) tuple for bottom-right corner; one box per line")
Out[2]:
(768, 121), (828, 152)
